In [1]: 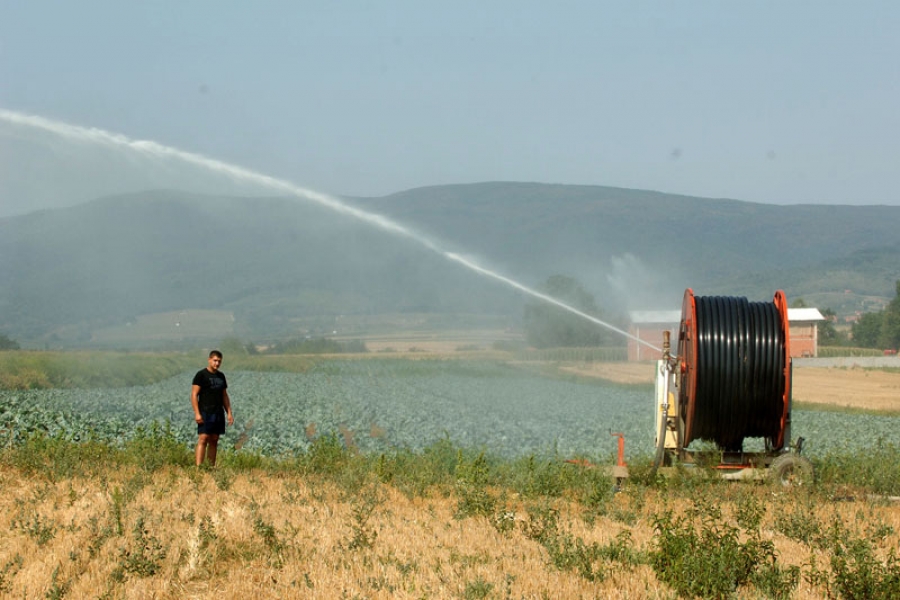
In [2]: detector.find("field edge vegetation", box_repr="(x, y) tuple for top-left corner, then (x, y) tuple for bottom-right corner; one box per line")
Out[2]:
(2, 429), (900, 599)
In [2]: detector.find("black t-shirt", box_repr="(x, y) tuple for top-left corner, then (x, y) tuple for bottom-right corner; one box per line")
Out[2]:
(192, 368), (228, 413)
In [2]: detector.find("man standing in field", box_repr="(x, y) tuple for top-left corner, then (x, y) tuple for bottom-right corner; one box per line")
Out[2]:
(191, 350), (234, 467)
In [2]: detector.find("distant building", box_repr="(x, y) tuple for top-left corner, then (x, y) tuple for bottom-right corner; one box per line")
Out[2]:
(628, 307), (826, 361)
(787, 308), (826, 358)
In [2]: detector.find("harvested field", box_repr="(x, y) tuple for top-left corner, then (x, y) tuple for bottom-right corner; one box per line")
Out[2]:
(792, 366), (900, 413)
(560, 362), (656, 386)
(561, 361), (900, 414)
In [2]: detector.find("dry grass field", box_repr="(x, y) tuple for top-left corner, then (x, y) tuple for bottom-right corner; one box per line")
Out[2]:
(0, 465), (649, 599)
(2, 458), (899, 600)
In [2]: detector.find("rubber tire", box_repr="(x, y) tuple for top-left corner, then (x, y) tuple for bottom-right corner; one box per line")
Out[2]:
(770, 454), (814, 487)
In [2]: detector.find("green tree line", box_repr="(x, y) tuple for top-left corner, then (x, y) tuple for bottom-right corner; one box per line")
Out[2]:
(851, 280), (900, 350)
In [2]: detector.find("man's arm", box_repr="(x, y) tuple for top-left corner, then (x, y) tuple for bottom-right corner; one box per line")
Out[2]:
(191, 384), (203, 424)
(223, 389), (234, 426)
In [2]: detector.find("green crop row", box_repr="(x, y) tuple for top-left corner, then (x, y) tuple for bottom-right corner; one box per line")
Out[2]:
(3, 359), (900, 467)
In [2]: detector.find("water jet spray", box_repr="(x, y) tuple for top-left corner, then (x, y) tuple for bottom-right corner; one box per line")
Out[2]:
(0, 108), (660, 351)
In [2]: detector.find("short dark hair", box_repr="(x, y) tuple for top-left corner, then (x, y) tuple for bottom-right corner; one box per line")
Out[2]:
(209, 350), (223, 359)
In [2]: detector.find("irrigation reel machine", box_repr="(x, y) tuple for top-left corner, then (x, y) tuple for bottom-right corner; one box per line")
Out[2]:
(649, 289), (813, 485)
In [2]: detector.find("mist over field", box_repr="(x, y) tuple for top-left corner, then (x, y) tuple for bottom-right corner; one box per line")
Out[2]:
(1, 114), (899, 350)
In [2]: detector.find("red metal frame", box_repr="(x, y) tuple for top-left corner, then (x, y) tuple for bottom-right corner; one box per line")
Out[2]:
(679, 288), (698, 447)
(773, 290), (792, 450)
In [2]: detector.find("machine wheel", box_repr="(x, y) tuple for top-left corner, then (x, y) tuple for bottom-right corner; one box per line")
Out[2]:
(770, 454), (814, 487)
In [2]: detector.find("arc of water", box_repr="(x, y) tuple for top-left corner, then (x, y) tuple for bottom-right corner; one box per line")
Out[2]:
(0, 108), (661, 351)
(0, 109), (436, 250)
(444, 253), (656, 348)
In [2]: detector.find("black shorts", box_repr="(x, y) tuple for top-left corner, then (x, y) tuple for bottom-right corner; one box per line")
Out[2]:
(197, 409), (226, 435)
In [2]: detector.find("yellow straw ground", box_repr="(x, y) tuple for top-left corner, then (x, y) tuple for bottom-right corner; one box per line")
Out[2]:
(1, 463), (899, 599)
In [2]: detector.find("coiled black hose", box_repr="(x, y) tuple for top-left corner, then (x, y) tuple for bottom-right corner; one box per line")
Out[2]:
(689, 296), (785, 451)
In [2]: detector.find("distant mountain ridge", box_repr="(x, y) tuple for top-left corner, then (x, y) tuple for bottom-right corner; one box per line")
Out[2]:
(359, 182), (899, 283)
(356, 182), (899, 314)
(1, 183), (898, 347)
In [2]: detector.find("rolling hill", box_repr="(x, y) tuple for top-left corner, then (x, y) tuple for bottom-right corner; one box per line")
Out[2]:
(1, 183), (898, 347)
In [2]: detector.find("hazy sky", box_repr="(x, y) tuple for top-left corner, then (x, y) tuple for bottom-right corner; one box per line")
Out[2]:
(1, 1), (899, 208)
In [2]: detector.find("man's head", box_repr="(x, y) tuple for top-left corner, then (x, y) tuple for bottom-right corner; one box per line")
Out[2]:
(207, 350), (223, 372)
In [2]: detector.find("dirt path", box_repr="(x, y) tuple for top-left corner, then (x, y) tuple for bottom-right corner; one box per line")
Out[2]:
(560, 362), (900, 414)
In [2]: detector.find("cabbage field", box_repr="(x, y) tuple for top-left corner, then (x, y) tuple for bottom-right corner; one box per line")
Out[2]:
(2, 358), (899, 459)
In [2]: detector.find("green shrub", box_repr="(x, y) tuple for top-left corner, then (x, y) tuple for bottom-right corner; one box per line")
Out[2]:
(463, 577), (494, 600)
(10, 511), (57, 546)
(773, 497), (823, 546)
(216, 448), (270, 471)
(455, 452), (497, 519)
(650, 499), (778, 599)
(344, 487), (382, 551)
(504, 455), (566, 498)
(750, 560), (800, 600)
(390, 438), (458, 480)
(521, 503), (641, 582)
(830, 537), (900, 599)
(303, 432), (350, 475)
(372, 438), (462, 498)
(734, 492), (767, 532)
(117, 515), (167, 578)
(2, 433), (119, 479)
(571, 464), (616, 512)
(816, 442), (900, 495)
(124, 421), (192, 471)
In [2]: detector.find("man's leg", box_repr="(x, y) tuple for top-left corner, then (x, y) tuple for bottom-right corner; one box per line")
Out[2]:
(206, 434), (220, 466)
(196, 433), (210, 466)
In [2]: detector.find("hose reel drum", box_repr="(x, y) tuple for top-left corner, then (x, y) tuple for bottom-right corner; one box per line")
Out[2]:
(653, 289), (812, 484)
